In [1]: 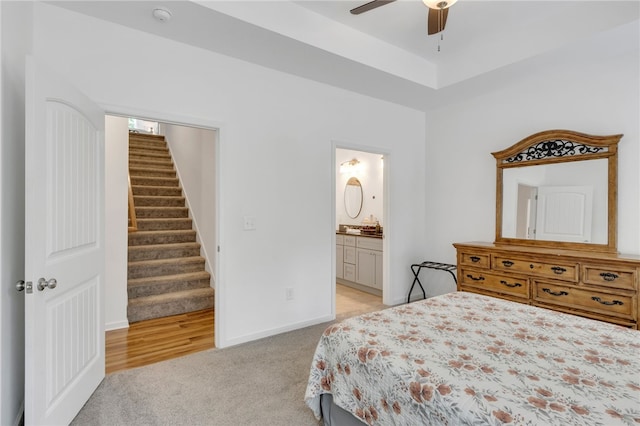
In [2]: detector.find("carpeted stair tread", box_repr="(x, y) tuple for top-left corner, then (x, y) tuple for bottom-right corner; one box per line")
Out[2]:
(132, 185), (183, 196)
(127, 256), (206, 279)
(136, 217), (193, 231)
(129, 159), (174, 169)
(128, 229), (196, 245)
(129, 167), (177, 178)
(128, 270), (211, 287)
(129, 140), (168, 149)
(128, 242), (202, 261)
(133, 195), (185, 207)
(135, 206), (189, 218)
(127, 287), (214, 323)
(127, 271), (211, 298)
(130, 176), (179, 187)
(129, 143), (170, 157)
(129, 149), (171, 161)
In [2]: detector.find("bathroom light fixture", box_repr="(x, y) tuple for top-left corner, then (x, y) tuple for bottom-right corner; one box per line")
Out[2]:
(152, 7), (172, 23)
(340, 159), (360, 174)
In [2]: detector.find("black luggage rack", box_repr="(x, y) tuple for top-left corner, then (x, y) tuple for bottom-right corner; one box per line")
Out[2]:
(407, 261), (457, 303)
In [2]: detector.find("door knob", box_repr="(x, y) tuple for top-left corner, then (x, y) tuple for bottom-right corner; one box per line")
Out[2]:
(16, 280), (33, 293)
(37, 277), (57, 291)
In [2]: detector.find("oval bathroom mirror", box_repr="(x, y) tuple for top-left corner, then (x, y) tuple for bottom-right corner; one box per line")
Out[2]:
(344, 177), (363, 219)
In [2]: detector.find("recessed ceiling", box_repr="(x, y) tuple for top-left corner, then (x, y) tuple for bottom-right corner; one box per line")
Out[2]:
(50, 1), (640, 111)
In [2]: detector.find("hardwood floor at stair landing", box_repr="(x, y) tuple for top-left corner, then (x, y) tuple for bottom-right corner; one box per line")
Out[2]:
(106, 308), (214, 374)
(105, 285), (383, 374)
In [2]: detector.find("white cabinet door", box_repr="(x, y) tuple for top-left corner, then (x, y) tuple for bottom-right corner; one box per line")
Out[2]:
(356, 249), (376, 287)
(356, 248), (383, 289)
(336, 244), (344, 279)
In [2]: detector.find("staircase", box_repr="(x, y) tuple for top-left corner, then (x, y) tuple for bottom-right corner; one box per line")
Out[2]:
(127, 132), (214, 323)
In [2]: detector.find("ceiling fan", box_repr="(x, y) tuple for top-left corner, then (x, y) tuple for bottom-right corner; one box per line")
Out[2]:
(350, 0), (458, 36)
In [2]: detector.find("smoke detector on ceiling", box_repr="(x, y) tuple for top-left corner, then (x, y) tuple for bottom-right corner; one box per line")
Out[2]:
(152, 7), (172, 23)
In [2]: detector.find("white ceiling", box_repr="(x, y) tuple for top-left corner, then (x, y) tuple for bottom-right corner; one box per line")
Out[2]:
(52, 1), (640, 111)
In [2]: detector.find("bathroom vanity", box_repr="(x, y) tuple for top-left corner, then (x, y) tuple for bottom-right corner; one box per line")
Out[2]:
(336, 233), (383, 295)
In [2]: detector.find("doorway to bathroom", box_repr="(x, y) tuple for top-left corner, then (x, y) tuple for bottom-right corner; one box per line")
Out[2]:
(334, 147), (386, 317)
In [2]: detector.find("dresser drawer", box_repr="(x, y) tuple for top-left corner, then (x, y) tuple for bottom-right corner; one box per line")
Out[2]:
(493, 254), (578, 282)
(533, 281), (634, 320)
(582, 265), (636, 291)
(460, 268), (529, 298)
(459, 251), (490, 269)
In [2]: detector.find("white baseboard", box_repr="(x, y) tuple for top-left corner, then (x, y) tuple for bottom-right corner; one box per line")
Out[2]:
(105, 319), (129, 331)
(218, 315), (334, 348)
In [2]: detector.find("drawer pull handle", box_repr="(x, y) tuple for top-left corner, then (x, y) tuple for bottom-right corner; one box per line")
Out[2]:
(466, 274), (485, 282)
(599, 272), (619, 282)
(542, 288), (568, 297)
(500, 280), (522, 288)
(591, 297), (623, 306)
(469, 256), (481, 263)
(502, 260), (514, 267)
(550, 266), (566, 274)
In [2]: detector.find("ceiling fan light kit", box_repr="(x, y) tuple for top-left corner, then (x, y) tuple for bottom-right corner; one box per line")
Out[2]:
(422, 0), (458, 10)
(350, 0), (458, 41)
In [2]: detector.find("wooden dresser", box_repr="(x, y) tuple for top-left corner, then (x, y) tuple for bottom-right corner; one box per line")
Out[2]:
(454, 242), (640, 329)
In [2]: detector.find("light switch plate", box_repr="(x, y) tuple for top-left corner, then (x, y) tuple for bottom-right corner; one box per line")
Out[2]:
(243, 216), (256, 230)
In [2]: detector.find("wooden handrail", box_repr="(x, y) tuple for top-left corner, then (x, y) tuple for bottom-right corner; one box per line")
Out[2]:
(128, 174), (138, 232)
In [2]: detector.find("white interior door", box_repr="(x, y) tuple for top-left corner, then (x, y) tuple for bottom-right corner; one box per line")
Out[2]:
(24, 57), (105, 425)
(536, 185), (593, 243)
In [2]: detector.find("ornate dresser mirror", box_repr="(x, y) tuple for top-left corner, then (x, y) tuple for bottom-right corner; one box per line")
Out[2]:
(493, 129), (622, 253)
(454, 129), (639, 329)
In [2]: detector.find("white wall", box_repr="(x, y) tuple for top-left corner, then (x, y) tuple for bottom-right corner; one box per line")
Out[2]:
(0, 2), (31, 425)
(423, 21), (640, 297)
(336, 149), (384, 228)
(164, 124), (217, 280)
(30, 3), (427, 346)
(104, 115), (129, 330)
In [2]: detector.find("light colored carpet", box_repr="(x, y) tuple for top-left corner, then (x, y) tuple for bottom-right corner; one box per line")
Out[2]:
(71, 306), (386, 426)
(71, 322), (332, 426)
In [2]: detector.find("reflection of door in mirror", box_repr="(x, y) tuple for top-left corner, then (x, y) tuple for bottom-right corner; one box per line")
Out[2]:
(344, 177), (363, 219)
(502, 159), (607, 244)
(515, 184), (537, 239)
(513, 184), (594, 242)
(536, 186), (593, 243)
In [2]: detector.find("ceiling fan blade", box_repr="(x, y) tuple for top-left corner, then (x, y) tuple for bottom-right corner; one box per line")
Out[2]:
(350, 0), (396, 15)
(427, 7), (449, 35)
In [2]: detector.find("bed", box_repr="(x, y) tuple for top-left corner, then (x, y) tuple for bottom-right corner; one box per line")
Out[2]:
(305, 291), (640, 425)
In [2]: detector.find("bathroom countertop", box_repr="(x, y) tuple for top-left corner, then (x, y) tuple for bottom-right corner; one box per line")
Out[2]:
(336, 231), (383, 239)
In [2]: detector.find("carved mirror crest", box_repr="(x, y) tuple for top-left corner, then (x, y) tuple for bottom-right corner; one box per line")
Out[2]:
(493, 129), (621, 253)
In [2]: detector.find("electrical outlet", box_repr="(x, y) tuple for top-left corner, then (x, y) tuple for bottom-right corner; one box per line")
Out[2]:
(243, 216), (256, 230)
(285, 287), (294, 301)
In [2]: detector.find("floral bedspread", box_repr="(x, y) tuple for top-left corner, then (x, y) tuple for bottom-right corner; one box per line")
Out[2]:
(305, 291), (640, 425)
